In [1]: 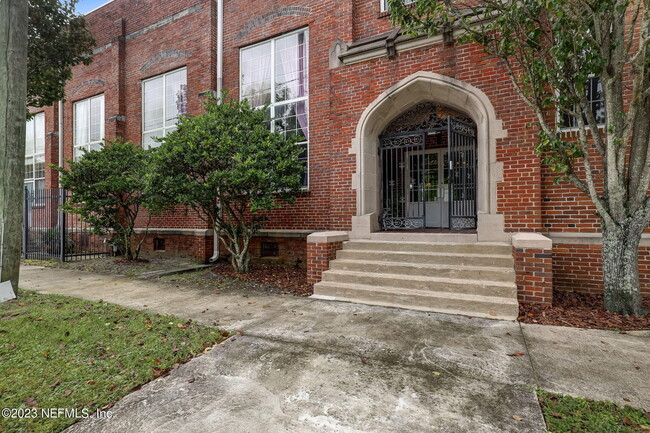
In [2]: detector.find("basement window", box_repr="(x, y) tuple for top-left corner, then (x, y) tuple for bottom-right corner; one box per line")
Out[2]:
(153, 238), (166, 252)
(261, 241), (280, 257)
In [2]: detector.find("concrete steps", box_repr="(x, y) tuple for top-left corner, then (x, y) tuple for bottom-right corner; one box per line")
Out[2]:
(313, 239), (518, 320)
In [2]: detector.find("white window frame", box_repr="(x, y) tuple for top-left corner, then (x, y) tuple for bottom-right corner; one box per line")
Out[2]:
(381, 0), (415, 12)
(141, 67), (187, 149)
(239, 28), (310, 187)
(73, 94), (105, 160)
(558, 76), (606, 131)
(25, 112), (46, 197)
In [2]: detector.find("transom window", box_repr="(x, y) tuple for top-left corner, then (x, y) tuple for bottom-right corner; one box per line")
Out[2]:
(381, 0), (415, 12)
(25, 112), (45, 195)
(142, 68), (187, 149)
(560, 76), (605, 129)
(240, 28), (309, 187)
(74, 94), (105, 160)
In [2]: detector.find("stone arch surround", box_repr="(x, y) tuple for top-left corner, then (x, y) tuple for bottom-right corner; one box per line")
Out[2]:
(349, 71), (510, 242)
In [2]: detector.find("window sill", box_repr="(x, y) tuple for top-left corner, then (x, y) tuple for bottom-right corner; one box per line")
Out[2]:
(558, 124), (606, 135)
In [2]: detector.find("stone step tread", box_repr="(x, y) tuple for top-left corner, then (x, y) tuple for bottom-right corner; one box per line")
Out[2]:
(331, 258), (515, 273)
(339, 249), (513, 259)
(345, 240), (511, 246)
(311, 294), (518, 320)
(322, 269), (517, 288)
(314, 281), (519, 305)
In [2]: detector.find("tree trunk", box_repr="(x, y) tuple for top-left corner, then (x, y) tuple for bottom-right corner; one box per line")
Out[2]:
(602, 218), (647, 317)
(0, 0), (29, 293)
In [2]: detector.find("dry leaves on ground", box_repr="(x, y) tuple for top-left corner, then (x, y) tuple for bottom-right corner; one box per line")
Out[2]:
(519, 290), (650, 330)
(211, 263), (311, 296)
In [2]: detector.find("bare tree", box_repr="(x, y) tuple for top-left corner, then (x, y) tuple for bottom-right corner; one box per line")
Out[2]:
(390, 0), (650, 316)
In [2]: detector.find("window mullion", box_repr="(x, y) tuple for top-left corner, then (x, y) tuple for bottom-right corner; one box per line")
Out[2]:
(271, 38), (276, 122)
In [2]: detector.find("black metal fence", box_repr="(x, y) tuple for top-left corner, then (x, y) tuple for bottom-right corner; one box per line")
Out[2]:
(23, 188), (113, 262)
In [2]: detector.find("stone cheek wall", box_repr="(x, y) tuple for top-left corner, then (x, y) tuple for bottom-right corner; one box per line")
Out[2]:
(513, 247), (554, 307)
(512, 233), (554, 307)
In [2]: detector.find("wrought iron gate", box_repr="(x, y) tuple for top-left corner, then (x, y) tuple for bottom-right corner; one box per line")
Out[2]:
(379, 103), (477, 231)
(23, 188), (113, 261)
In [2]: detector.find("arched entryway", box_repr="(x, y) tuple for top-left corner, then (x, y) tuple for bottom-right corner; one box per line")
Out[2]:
(378, 103), (477, 231)
(350, 71), (510, 242)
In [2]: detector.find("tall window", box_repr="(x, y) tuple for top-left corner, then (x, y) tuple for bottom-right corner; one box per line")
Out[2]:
(25, 112), (46, 196)
(142, 68), (187, 149)
(240, 29), (309, 186)
(381, 0), (415, 12)
(74, 94), (105, 160)
(560, 76), (605, 129)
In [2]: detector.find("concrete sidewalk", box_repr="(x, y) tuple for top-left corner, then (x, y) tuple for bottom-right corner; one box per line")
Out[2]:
(19, 266), (650, 432)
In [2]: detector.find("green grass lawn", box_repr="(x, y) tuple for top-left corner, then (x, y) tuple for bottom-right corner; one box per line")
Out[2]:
(539, 391), (650, 433)
(0, 290), (228, 433)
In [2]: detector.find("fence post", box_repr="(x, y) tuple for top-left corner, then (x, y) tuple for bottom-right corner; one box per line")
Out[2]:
(59, 189), (66, 262)
(22, 187), (29, 259)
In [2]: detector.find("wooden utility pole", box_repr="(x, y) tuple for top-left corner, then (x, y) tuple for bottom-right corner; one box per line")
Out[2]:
(0, 0), (29, 293)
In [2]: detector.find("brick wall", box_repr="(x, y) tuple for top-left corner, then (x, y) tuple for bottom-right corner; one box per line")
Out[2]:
(513, 246), (553, 306)
(307, 241), (343, 286)
(553, 243), (650, 298)
(28, 0), (650, 300)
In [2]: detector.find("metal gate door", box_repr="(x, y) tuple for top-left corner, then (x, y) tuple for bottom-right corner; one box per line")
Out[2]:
(448, 118), (477, 230)
(379, 110), (477, 231)
(379, 133), (426, 230)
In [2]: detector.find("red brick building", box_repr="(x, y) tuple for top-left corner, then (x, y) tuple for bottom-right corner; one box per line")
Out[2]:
(29, 0), (650, 317)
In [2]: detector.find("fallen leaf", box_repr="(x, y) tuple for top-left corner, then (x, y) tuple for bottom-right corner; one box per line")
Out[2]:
(601, 341), (609, 345)
(623, 398), (631, 402)
(507, 352), (526, 357)
(87, 380), (95, 385)
(152, 358), (161, 365)
(432, 371), (441, 376)
(177, 323), (187, 329)
(623, 417), (633, 426)
(18, 302), (26, 307)
(24, 397), (38, 406)
(512, 415), (524, 421)
(63, 389), (73, 396)
(50, 380), (60, 389)
(188, 378), (195, 383)
(490, 313), (497, 316)
(550, 413), (564, 419)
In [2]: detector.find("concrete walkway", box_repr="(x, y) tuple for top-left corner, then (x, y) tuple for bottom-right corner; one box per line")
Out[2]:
(19, 266), (650, 432)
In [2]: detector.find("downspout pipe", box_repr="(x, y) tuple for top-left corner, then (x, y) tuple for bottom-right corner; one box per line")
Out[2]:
(209, 0), (224, 263)
(58, 100), (63, 187)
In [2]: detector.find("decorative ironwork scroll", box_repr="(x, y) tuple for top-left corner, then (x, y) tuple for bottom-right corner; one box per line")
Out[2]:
(382, 102), (475, 135)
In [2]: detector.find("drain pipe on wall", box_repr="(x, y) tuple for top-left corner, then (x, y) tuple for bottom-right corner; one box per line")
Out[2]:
(58, 100), (63, 187)
(209, 0), (224, 263)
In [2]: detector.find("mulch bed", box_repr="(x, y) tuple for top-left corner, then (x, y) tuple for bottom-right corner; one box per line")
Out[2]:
(518, 290), (650, 330)
(211, 263), (312, 296)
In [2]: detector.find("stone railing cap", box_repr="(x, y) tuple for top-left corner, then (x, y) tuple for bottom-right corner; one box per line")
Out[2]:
(512, 232), (552, 250)
(307, 231), (349, 244)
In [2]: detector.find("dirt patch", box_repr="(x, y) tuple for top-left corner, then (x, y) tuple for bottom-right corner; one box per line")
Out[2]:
(26, 256), (198, 277)
(211, 263), (311, 296)
(518, 290), (650, 330)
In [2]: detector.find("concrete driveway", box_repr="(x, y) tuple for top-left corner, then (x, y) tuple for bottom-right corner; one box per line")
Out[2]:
(19, 266), (650, 432)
